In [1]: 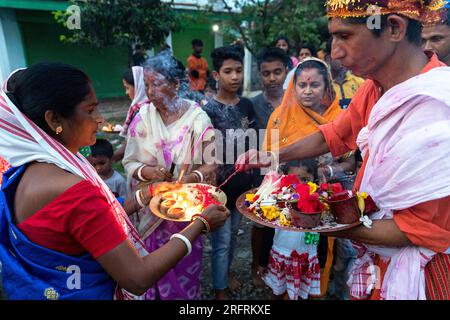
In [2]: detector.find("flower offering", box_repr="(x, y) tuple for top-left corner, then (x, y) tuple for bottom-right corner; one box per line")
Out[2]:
(242, 172), (378, 230)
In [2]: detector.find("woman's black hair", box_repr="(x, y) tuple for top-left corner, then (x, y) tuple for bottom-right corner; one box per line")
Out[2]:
(144, 51), (187, 85)
(294, 60), (332, 96)
(298, 43), (318, 58)
(273, 35), (292, 52)
(122, 68), (134, 86)
(6, 69), (26, 93)
(8, 62), (92, 135)
(211, 45), (244, 72)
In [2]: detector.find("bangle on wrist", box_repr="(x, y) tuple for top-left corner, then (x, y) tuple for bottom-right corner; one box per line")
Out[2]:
(192, 214), (210, 234)
(189, 172), (199, 183)
(170, 233), (192, 256)
(192, 170), (204, 183)
(327, 165), (334, 178)
(137, 165), (149, 182)
(135, 190), (146, 208)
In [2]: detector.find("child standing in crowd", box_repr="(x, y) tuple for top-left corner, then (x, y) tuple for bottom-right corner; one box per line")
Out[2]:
(90, 139), (128, 200)
(274, 36), (298, 69)
(203, 45), (256, 300)
(250, 47), (290, 288)
(262, 59), (354, 300)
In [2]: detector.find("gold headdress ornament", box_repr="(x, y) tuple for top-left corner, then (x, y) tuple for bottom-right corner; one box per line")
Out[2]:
(326, 0), (446, 25)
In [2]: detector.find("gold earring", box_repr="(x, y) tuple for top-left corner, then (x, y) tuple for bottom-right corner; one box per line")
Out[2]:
(56, 126), (63, 135)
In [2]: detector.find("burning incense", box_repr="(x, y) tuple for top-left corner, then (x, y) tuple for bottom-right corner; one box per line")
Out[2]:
(216, 169), (239, 191)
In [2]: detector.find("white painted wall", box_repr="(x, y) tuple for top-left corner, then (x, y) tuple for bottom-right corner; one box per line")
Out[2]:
(0, 9), (26, 85)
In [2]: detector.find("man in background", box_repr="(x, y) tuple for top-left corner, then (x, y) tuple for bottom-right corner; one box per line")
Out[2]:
(325, 38), (365, 110)
(422, 4), (450, 66)
(187, 39), (210, 92)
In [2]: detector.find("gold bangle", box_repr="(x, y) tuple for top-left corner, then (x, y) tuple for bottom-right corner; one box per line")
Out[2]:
(194, 216), (210, 234)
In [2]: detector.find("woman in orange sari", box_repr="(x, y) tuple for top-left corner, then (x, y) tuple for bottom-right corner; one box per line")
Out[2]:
(262, 58), (355, 299)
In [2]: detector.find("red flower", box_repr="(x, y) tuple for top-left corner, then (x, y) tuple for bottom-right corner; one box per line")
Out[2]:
(320, 182), (329, 192)
(280, 174), (301, 189)
(331, 183), (344, 194)
(295, 183), (311, 197)
(297, 193), (324, 213)
(320, 182), (345, 198)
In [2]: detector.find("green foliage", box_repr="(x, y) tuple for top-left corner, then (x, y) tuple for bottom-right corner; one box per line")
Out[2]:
(208, 0), (328, 55)
(53, 0), (182, 51)
(274, 0), (328, 52)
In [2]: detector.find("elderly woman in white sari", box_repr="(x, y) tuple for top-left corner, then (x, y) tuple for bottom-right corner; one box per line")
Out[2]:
(123, 52), (217, 300)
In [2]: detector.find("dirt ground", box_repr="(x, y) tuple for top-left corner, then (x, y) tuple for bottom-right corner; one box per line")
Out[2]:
(200, 217), (273, 300)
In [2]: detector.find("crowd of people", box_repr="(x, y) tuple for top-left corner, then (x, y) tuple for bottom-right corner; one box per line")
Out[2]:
(0, 0), (449, 301)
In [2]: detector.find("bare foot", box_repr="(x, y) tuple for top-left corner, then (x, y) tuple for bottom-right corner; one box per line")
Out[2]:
(228, 273), (242, 293)
(251, 267), (266, 289)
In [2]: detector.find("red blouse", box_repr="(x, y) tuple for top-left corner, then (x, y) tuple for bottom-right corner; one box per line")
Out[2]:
(18, 180), (127, 259)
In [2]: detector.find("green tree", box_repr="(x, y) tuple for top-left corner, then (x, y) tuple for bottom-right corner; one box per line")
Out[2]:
(274, 0), (328, 53)
(208, 0), (328, 55)
(53, 0), (183, 66)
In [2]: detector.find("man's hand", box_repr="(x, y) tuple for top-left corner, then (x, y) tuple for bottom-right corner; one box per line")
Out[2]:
(235, 149), (274, 172)
(201, 205), (231, 232)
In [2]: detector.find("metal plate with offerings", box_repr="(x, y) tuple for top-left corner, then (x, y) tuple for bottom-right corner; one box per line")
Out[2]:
(236, 190), (361, 233)
(149, 183), (227, 222)
(235, 172), (365, 234)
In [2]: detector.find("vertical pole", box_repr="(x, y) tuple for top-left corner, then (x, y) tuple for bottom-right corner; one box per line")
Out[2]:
(0, 9), (26, 84)
(243, 46), (252, 96)
(214, 30), (223, 48)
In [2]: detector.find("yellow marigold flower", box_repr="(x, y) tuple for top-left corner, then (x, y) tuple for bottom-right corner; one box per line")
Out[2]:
(308, 182), (318, 194)
(261, 206), (280, 221)
(279, 212), (292, 227)
(246, 194), (256, 202)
